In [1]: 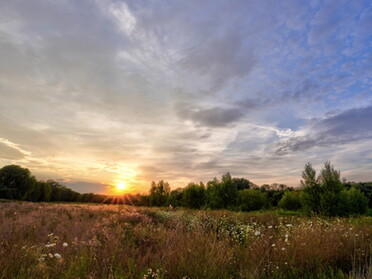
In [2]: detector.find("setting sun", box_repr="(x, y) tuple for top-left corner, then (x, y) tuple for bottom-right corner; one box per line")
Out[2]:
(115, 182), (126, 193)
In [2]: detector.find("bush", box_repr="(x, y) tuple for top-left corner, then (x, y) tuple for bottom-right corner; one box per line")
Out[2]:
(278, 191), (302, 211)
(166, 189), (183, 207)
(346, 187), (368, 215)
(182, 183), (206, 209)
(320, 191), (349, 217)
(237, 189), (267, 211)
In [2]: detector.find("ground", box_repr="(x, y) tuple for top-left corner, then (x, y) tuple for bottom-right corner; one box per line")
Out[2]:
(0, 201), (371, 279)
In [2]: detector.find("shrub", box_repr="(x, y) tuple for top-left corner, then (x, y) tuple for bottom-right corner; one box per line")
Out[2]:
(346, 187), (368, 215)
(182, 183), (206, 209)
(278, 191), (302, 211)
(320, 190), (349, 217)
(237, 189), (267, 211)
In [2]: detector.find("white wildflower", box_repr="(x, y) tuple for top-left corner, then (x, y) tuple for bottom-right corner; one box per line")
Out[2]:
(45, 243), (56, 248)
(54, 253), (62, 259)
(62, 242), (68, 247)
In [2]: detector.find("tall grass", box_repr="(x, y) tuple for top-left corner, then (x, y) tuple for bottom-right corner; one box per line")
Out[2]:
(0, 201), (370, 278)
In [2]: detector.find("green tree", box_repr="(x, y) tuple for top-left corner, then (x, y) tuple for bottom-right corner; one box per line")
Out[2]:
(38, 181), (52, 201)
(206, 173), (238, 209)
(300, 163), (322, 214)
(28, 182), (41, 202)
(182, 182), (206, 209)
(318, 162), (345, 216)
(278, 191), (302, 211)
(220, 173), (238, 209)
(232, 177), (250, 191)
(319, 161), (343, 192)
(345, 187), (368, 215)
(149, 180), (170, 206)
(206, 177), (224, 209)
(166, 188), (183, 207)
(0, 165), (36, 200)
(47, 180), (80, 202)
(237, 189), (267, 211)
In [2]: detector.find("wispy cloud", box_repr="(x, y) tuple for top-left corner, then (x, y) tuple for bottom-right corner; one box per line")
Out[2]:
(0, 0), (371, 192)
(275, 105), (372, 155)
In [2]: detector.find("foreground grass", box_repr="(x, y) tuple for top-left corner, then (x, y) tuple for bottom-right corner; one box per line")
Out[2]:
(0, 202), (371, 279)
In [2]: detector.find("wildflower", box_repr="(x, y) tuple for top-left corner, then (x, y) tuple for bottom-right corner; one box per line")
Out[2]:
(62, 242), (68, 247)
(286, 224), (293, 227)
(45, 243), (56, 248)
(281, 247), (286, 250)
(268, 225), (273, 229)
(271, 243), (276, 247)
(254, 230), (260, 236)
(54, 253), (62, 259)
(48, 253), (53, 258)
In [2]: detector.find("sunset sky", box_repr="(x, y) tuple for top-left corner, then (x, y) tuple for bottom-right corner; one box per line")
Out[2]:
(0, 0), (371, 194)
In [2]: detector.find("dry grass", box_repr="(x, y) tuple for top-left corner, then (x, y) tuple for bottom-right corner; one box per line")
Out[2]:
(0, 201), (371, 279)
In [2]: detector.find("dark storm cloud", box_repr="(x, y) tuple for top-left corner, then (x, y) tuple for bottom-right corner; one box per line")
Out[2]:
(276, 105), (372, 155)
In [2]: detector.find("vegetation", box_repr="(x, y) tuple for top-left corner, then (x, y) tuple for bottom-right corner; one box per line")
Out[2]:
(237, 189), (268, 211)
(0, 201), (370, 279)
(0, 162), (371, 217)
(278, 191), (302, 211)
(0, 162), (371, 278)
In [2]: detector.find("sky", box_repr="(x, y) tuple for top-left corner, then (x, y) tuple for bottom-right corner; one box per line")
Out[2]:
(0, 0), (371, 195)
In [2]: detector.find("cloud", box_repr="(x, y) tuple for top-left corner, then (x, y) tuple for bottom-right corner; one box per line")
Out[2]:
(0, 0), (371, 191)
(0, 142), (25, 160)
(175, 103), (244, 127)
(275, 105), (372, 155)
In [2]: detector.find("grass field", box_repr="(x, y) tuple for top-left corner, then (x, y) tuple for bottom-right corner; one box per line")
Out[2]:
(0, 201), (371, 279)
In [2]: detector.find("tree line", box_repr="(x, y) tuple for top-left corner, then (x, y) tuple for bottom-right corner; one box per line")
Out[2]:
(147, 162), (370, 216)
(0, 163), (370, 216)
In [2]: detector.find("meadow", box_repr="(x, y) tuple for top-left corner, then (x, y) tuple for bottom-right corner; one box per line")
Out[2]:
(0, 201), (371, 279)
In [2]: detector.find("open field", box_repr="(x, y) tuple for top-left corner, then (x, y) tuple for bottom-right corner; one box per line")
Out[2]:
(0, 201), (371, 279)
